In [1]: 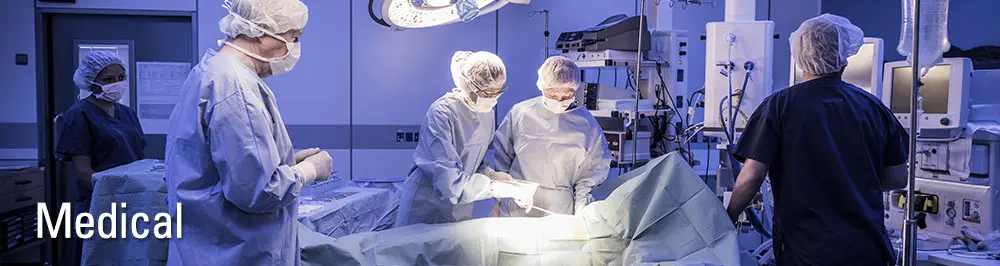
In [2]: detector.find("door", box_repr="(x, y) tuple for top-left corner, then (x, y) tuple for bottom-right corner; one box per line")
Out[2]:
(38, 10), (195, 266)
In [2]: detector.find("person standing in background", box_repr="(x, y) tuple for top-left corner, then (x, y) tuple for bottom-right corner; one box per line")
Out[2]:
(725, 14), (909, 265)
(57, 50), (146, 196)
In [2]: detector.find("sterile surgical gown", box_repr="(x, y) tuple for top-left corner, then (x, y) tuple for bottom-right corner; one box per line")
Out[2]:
(165, 50), (303, 266)
(493, 97), (611, 216)
(395, 91), (495, 226)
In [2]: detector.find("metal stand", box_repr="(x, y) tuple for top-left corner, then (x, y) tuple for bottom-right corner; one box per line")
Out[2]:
(632, 1), (647, 164)
(715, 144), (738, 196)
(529, 9), (550, 58)
(902, 0), (922, 265)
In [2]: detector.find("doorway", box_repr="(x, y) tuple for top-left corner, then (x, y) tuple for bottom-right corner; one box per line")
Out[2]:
(36, 9), (195, 265)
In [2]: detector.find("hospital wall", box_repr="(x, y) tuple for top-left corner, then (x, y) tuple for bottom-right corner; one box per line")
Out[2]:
(823, 0), (1000, 62)
(2, 0), (821, 180)
(0, 0), (38, 160)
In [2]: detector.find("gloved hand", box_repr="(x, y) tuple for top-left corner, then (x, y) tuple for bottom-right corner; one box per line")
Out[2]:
(574, 194), (593, 215)
(490, 179), (538, 210)
(292, 151), (332, 186)
(487, 171), (514, 181)
(574, 203), (587, 215)
(294, 148), (321, 164)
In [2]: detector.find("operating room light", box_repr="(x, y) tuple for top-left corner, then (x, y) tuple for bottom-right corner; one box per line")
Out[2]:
(455, 0), (480, 22)
(377, 0), (531, 29)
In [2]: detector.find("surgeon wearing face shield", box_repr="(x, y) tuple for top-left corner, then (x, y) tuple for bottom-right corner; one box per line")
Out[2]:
(725, 14), (909, 265)
(57, 51), (146, 199)
(491, 56), (611, 217)
(395, 51), (538, 227)
(164, 0), (332, 265)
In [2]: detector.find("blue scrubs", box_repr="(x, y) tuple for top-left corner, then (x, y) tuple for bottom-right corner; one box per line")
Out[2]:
(166, 50), (303, 266)
(56, 99), (146, 173)
(734, 77), (908, 265)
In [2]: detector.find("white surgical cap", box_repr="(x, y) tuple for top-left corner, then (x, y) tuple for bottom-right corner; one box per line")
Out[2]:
(536, 56), (581, 91)
(450, 51), (473, 89)
(73, 51), (125, 92)
(456, 51), (506, 93)
(219, 0), (309, 38)
(790, 13), (864, 75)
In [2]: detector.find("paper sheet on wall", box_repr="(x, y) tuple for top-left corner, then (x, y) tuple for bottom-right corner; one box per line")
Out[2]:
(136, 62), (190, 134)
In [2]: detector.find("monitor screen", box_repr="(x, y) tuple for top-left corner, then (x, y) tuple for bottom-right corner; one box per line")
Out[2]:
(890, 65), (951, 114)
(793, 43), (876, 92)
(843, 43), (876, 90)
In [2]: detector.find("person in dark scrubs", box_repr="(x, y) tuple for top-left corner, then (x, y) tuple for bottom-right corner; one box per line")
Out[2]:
(56, 50), (146, 194)
(725, 14), (910, 265)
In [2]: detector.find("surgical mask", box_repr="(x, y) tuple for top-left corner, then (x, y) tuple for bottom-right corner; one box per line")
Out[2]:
(92, 81), (127, 102)
(542, 97), (574, 113)
(458, 89), (497, 113)
(224, 39), (300, 77)
(469, 95), (498, 113)
(222, 12), (302, 76)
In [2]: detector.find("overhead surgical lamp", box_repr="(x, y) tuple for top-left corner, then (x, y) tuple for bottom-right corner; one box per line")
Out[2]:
(370, 0), (531, 29)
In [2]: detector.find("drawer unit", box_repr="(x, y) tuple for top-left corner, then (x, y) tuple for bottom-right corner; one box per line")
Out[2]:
(0, 188), (44, 214)
(0, 167), (43, 195)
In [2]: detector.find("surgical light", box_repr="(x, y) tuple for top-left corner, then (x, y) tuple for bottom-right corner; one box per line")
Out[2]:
(372, 0), (531, 29)
(455, 0), (480, 22)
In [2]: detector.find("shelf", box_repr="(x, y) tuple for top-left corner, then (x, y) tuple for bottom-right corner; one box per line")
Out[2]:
(590, 108), (675, 119)
(574, 59), (664, 69)
(1, 238), (44, 257)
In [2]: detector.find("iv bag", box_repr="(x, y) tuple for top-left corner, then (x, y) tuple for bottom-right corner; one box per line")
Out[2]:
(898, 0), (951, 76)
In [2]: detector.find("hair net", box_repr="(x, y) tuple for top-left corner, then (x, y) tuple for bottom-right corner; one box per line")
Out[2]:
(219, 0), (309, 38)
(536, 56), (581, 91)
(456, 51), (506, 93)
(73, 51), (125, 92)
(450, 51), (474, 89)
(790, 13), (864, 75)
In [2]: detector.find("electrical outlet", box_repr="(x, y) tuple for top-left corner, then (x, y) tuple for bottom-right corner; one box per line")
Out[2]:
(15, 54), (28, 66)
(414, 132), (420, 142)
(405, 132), (414, 142)
(396, 131), (405, 143)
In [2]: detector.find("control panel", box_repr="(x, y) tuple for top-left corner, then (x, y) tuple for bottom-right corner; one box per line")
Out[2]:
(885, 179), (999, 239)
(917, 142), (949, 172)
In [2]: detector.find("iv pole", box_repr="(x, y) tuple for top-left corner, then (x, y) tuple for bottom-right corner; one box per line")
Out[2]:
(901, 0), (921, 264)
(632, 0), (647, 169)
(528, 9), (550, 58)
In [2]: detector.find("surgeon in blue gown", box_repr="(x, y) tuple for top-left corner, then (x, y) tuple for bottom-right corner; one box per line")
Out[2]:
(395, 51), (537, 227)
(57, 50), (146, 194)
(492, 56), (611, 217)
(165, 0), (331, 265)
(725, 14), (910, 265)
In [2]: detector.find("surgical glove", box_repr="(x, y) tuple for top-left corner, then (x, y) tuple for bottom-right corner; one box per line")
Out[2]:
(487, 171), (514, 181)
(574, 202), (587, 215)
(293, 151), (332, 185)
(574, 194), (593, 215)
(490, 180), (538, 209)
(294, 148), (321, 163)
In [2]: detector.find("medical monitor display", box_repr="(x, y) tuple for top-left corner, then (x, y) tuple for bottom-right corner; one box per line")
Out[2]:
(890, 65), (951, 114)
(843, 43), (876, 91)
(792, 42), (876, 92)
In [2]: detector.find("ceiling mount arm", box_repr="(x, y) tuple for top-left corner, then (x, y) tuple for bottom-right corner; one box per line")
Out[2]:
(369, 0), (391, 27)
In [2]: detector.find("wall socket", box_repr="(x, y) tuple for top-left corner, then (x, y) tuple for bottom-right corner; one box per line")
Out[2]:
(396, 130), (420, 143)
